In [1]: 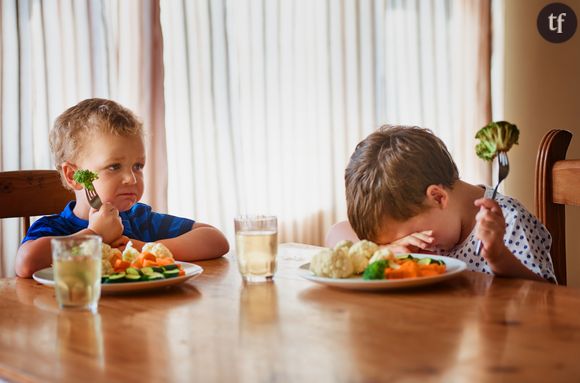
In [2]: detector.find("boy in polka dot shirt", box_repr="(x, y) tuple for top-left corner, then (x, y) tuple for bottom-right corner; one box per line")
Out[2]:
(327, 125), (555, 283)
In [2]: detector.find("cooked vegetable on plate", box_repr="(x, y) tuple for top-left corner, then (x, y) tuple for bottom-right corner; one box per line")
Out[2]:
(101, 241), (185, 283)
(310, 240), (446, 280)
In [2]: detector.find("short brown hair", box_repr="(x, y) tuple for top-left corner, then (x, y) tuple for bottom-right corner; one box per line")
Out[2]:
(345, 125), (459, 241)
(49, 98), (143, 187)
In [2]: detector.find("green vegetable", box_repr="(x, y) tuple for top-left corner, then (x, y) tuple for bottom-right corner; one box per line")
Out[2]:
(143, 272), (164, 281)
(163, 269), (180, 278)
(475, 121), (519, 161)
(163, 264), (179, 271)
(417, 257), (432, 265)
(105, 272), (127, 283)
(362, 259), (388, 280)
(73, 169), (99, 190)
(125, 273), (142, 281)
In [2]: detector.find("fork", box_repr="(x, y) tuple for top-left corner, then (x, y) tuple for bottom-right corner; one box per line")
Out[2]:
(85, 185), (103, 210)
(475, 151), (510, 256)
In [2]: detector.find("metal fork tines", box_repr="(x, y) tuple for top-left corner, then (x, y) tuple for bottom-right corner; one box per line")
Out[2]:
(475, 151), (510, 256)
(490, 151), (510, 200)
(85, 187), (102, 210)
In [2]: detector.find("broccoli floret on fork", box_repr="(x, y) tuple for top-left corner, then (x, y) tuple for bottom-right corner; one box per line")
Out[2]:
(73, 169), (99, 190)
(475, 121), (520, 161)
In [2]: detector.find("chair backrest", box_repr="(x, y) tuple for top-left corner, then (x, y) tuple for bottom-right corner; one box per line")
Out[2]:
(0, 170), (75, 234)
(535, 129), (580, 285)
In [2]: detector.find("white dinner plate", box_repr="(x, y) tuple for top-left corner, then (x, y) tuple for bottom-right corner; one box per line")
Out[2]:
(33, 261), (203, 293)
(298, 254), (466, 291)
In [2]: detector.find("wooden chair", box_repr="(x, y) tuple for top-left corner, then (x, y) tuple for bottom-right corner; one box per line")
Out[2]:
(535, 129), (580, 285)
(0, 170), (74, 235)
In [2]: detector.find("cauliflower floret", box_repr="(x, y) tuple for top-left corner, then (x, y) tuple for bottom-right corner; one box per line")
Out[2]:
(101, 244), (121, 274)
(309, 247), (354, 278)
(349, 240), (379, 259)
(369, 247), (395, 265)
(122, 241), (141, 263)
(347, 240), (379, 274)
(334, 240), (353, 252)
(141, 242), (174, 260)
(101, 259), (114, 276)
(101, 243), (113, 262)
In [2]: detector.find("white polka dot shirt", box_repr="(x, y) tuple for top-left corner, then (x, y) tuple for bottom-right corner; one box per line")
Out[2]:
(440, 186), (556, 282)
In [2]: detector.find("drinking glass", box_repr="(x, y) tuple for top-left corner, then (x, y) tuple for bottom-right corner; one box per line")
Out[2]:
(234, 215), (278, 282)
(51, 235), (102, 313)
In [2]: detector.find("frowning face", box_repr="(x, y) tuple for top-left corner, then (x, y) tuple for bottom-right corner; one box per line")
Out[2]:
(74, 131), (146, 212)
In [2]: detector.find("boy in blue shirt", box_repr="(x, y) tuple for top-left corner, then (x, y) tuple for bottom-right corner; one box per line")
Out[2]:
(16, 98), (229, 278)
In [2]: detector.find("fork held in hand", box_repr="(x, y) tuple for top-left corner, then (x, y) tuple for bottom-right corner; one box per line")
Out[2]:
(475, 151), (510, 256)
(85, 187), (103, 210)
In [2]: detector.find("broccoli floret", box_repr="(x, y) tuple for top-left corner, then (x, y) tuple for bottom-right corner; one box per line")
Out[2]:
(73, 169), (99, 190)
(362, 259), (388, 280)
(475, 121), (519, 161)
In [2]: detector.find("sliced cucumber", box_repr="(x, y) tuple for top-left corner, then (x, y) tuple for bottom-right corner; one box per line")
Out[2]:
(126, 267), (140, 276)
(163, 269), (180, 278)
(417, 257), (432, 265)
(106, 272), (127, 283)
(396, 254), (413, 260)
(144, 272), (164, 281)
(125, 273), (142, 281)
(163, 263), (178, 271)
(141, 267), (154, 275)
(151, 266), (164, 273)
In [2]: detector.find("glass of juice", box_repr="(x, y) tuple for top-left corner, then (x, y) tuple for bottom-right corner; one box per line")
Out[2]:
(234, 215), (278, 283)
(51, 235), (102, 313)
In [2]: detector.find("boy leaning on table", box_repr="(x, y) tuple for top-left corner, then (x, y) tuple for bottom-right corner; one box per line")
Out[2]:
(326, 125), (556, 283)
(16, 98), (229, 278)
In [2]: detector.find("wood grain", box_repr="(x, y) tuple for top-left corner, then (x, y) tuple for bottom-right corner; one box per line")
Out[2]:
(0, 170), (74, 233)
(534, 129), (574, 285)
(1, 243), (580, 382)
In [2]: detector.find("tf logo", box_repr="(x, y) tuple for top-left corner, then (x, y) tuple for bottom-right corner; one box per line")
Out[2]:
(537, 2), (577, 43)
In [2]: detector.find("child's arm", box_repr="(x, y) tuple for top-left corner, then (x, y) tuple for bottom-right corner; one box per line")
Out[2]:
(387, 230), (435, 253)
(325, 221), (360, 247)
(325, 220), (434, 253)
(15, 203), (123, 278)
(122, 223), (229, 262)
(15, 228), (96, 278)
(475, 198), (545, 282)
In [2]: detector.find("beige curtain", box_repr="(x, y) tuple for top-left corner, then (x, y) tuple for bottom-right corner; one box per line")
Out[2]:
(160, 0), (492, 247)
(0, 0), (165, 277)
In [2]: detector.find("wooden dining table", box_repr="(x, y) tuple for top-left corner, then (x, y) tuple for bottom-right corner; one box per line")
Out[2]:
(1, 243), (580, 382)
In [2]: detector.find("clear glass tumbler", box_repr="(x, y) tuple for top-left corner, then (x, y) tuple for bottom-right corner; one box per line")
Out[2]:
(51, 235), (102, 313)
(234, 215), (278, 283)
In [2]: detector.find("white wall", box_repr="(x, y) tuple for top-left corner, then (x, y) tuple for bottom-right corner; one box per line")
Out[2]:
(503, 0), (580, 286)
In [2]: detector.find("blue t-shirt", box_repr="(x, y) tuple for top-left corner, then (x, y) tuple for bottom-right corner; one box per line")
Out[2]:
(22, 201), (195, 244)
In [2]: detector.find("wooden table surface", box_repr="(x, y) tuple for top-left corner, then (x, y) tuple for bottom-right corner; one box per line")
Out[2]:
(1, 243), (580, 383)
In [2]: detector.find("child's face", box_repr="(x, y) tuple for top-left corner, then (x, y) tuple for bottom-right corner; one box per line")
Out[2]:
(375, 207), (463, 252)
(75, 131), (145, 212)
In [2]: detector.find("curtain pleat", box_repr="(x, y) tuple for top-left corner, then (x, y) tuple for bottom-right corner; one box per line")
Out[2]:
(1, 0), (492, 276)
(0, 0), (165, 277)
(161, 0), (492, 247)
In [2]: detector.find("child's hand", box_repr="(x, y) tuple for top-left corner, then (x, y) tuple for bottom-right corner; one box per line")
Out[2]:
(88, 202), (124, 244)
(109, 235), (130, 250)
(385, 230), (434, 253)
(474, 198), (507, 263)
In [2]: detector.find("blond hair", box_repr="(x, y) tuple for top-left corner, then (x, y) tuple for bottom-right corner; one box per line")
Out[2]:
(345, 125), (459, 241)
(49, 98), (143, 188)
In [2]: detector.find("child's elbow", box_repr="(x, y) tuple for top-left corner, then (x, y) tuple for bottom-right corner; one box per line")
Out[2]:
(15, 240), (48, 278)
(215, 237), (230, 258)
(15, 253), (34, 279)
